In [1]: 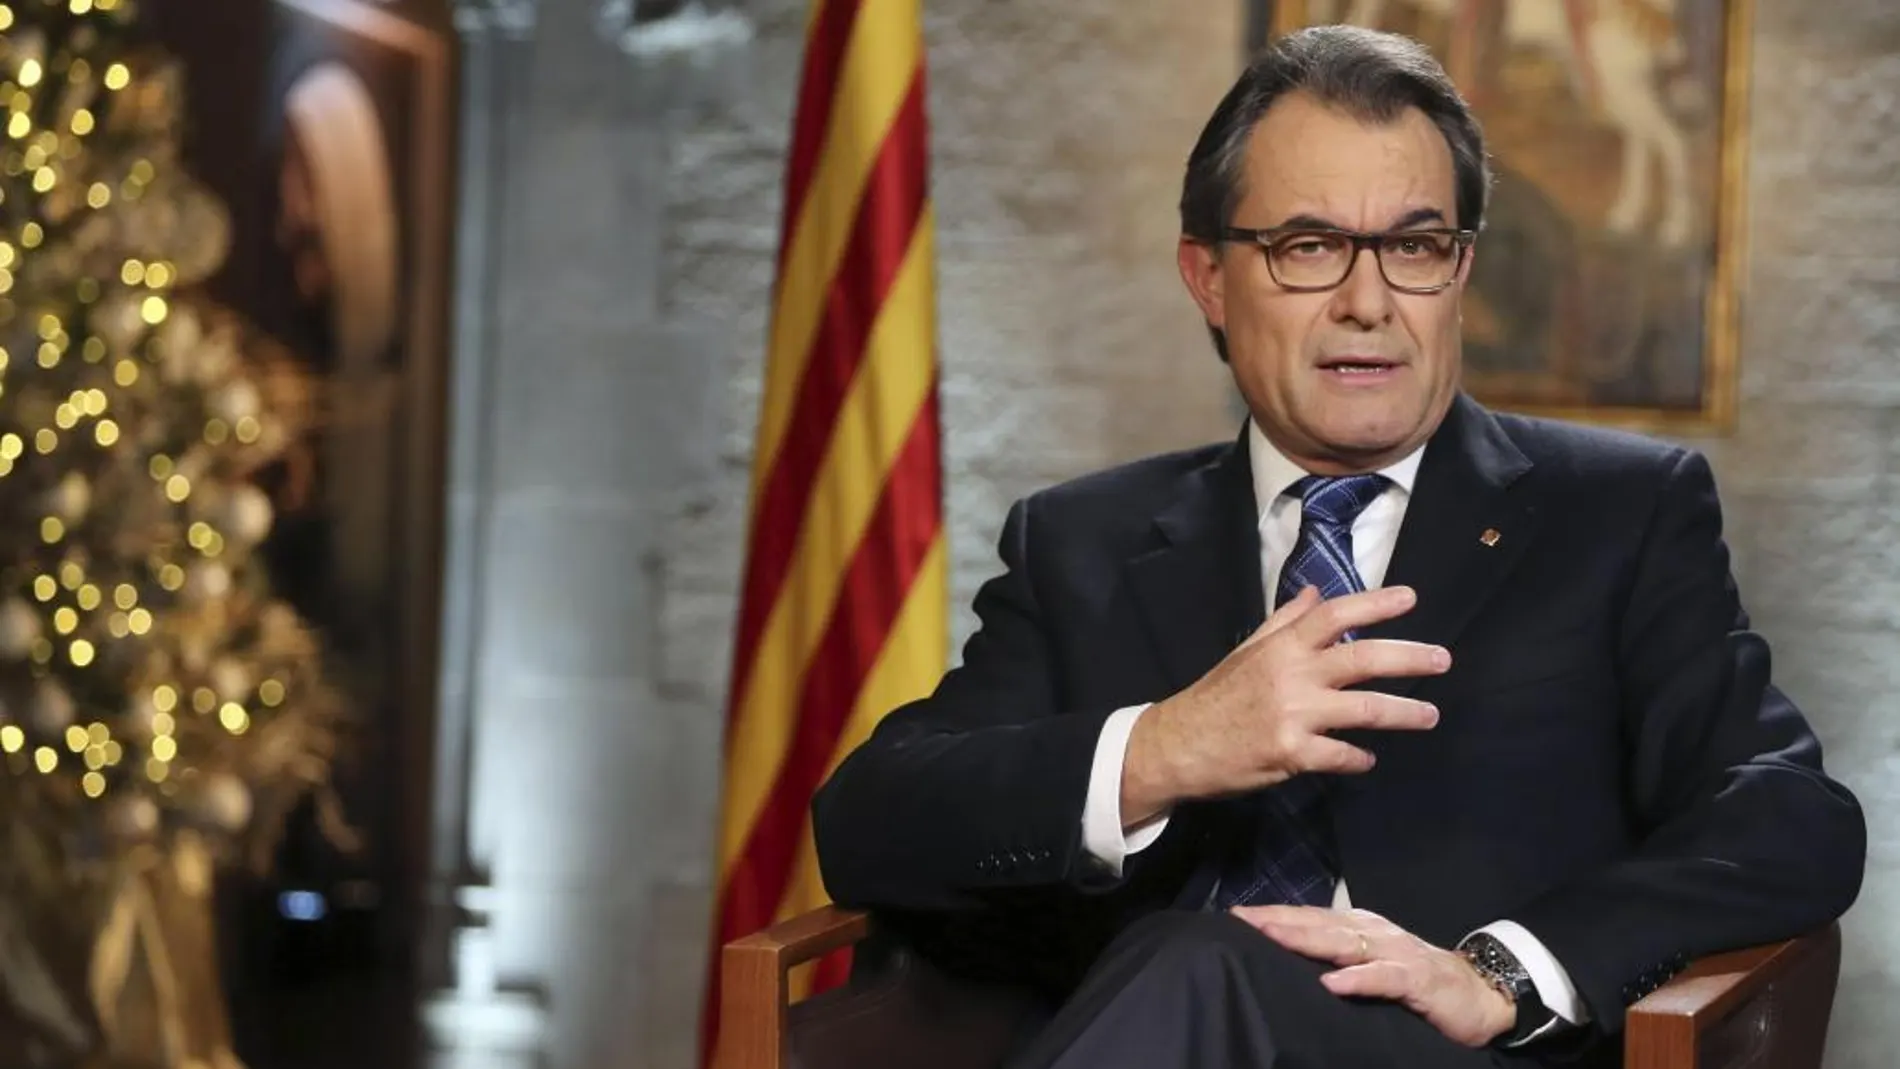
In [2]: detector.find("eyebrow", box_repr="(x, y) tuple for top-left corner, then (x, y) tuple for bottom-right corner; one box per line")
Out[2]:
(1273, 207), (1450, 231)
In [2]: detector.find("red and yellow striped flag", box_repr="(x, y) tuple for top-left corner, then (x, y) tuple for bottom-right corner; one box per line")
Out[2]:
(700, 0), (945, 1063)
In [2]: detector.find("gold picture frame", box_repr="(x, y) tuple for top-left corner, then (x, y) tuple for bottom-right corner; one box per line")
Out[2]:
(1261, 0), (1752, 435)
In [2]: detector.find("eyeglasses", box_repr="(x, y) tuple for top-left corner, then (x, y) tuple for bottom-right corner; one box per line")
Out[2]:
(1219, 226), (1477, 294)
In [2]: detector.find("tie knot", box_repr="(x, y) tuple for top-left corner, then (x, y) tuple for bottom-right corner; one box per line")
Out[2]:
(1289, 474), (1387, 530)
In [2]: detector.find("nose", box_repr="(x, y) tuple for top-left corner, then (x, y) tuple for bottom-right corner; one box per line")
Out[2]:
(1328, 246), (1395, 328)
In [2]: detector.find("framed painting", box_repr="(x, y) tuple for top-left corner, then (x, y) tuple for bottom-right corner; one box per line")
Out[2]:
(1253, 0), (1751, 433)
(149, 0), (453, 973)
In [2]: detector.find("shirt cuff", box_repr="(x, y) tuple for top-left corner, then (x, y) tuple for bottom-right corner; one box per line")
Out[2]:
(1476, 919), (1591, 1038)
(1081, 703), (1171, 876)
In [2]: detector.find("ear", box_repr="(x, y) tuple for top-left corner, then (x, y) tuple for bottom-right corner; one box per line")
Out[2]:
(1177, 237), (1227, 332)
(1454, 239), (1477, 292)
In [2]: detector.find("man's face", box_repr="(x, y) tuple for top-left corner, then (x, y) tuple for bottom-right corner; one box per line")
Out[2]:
(1178, 92), (1470, 474)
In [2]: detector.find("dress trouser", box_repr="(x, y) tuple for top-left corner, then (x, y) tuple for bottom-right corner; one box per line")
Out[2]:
(1003, 910), (1520, 1069)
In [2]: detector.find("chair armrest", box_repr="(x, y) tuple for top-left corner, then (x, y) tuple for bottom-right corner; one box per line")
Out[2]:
(1625, 923), (1842, 1069)
(717, 907), (872, 1069)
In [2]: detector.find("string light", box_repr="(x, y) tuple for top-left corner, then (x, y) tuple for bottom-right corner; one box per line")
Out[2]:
(146, 262), (173, 288)
(52, 607), (77, 634)
(87, 723), (109, 746)
(96, 421), (118, 446)
(121, 260), (144, 285)
(113, 359), (137, 386)
(152, 712), (174, 735)
(235, 417), (262, 444)
(150, 736), (176, 762)
(40, 517), (64, 543)
(152, 686), (177, 713)
(71, 109), (94, 136)
(259, 680), (285, 707)
(70, 640), (95, 666)
(164, 474), (189, 501)
(65, 727), (87, 752)
(104, 64), (130, 91)
(0, 726), (21, 753)
(191, 688), (216, 714)
(140, 296), (167, 324)
(126, 607), (151, 634)
(218, 703), (249, 735)
(32, 575), (56, 601)
(34, 747), (57, 773)
(0, 5), (14, 31)
(59, 563), (83, 589)
(146, 759), (168, 783)
(113, 584), (137, 609)
(77, 584), (100, 610)
(82, 772), (105, 797)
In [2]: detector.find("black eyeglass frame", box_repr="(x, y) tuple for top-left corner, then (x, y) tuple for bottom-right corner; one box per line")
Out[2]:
(1216, 225), (1478, 294)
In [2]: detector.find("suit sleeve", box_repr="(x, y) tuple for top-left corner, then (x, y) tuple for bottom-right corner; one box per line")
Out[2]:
(812, 495), (1121, 912)
(1510, 449), (1866, 1031)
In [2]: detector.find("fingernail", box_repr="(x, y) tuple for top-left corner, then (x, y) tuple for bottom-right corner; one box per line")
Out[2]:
(1424, 704), (1440, 726)
(1433, 647), (1452, 670)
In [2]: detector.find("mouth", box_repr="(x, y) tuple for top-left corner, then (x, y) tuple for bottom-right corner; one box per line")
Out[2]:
(1316, 355), (1405, 383)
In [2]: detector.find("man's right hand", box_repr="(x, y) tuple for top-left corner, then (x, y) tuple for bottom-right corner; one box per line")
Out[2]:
(1120, 584), (1448, 826)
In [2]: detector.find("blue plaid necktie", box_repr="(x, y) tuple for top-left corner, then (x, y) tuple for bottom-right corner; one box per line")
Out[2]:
(1211, 474), (1388, 910)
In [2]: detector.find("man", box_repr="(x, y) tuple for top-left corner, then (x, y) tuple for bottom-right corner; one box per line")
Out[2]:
(811, 25), (1864, 1068)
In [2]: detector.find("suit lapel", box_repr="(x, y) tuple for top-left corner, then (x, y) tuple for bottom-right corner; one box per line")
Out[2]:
(1124, 427), (1264, 694)
(1357, 393), (1540, 697)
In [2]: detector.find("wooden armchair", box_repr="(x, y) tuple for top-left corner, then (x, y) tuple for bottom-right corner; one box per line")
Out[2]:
(716, 907), (1841, 1069)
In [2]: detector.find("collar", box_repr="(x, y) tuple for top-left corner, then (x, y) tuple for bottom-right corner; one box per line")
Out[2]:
(1246, 418), (1426, 526)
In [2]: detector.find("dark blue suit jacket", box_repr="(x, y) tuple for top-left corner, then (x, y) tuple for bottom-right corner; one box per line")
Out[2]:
(813, 392), (1864, 1051)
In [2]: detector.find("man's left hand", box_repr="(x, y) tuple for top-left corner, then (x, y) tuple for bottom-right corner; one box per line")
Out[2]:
(1232, 905), (1515, 1048)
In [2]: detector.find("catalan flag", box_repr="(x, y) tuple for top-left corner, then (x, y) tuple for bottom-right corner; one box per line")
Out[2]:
(699, 0), (945, 1062)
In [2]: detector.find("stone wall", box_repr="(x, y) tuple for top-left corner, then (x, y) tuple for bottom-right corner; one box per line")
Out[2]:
(1694, 5), (1900, 1067)
(435, 0), (1900, 1066)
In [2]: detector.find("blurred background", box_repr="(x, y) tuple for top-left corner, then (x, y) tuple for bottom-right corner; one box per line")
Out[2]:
(0, 0), (1895, 1067)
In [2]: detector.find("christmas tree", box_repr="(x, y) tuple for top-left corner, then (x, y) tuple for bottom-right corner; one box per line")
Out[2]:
(0, 0), (346, 1062)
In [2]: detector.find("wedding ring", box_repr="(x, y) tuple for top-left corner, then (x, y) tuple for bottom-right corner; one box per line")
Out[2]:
(1357, 932), (1371, 962)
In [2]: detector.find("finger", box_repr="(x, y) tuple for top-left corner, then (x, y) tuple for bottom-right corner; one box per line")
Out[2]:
(1289, 735), (1378, 775)
(1291, 586), (1419, 648)
(1230, 904), (1332, 931)
(1317, 637), (1451, 687)
(1320, 960), (1414, 1000)
(1308, 689), (1440, 734)
(1234, 911), (1368, 965)
(1242, 585), (1321, 648)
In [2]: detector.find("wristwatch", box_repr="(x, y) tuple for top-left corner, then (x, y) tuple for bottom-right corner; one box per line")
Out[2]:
(1458, 932), (1556, 1048)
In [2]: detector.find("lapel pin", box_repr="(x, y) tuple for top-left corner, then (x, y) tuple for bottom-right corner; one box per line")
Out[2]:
(1479, 528), (1501, 547)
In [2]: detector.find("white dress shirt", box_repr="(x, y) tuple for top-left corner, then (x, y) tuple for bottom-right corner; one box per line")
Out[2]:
(1080, 419), (1587, 1033)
